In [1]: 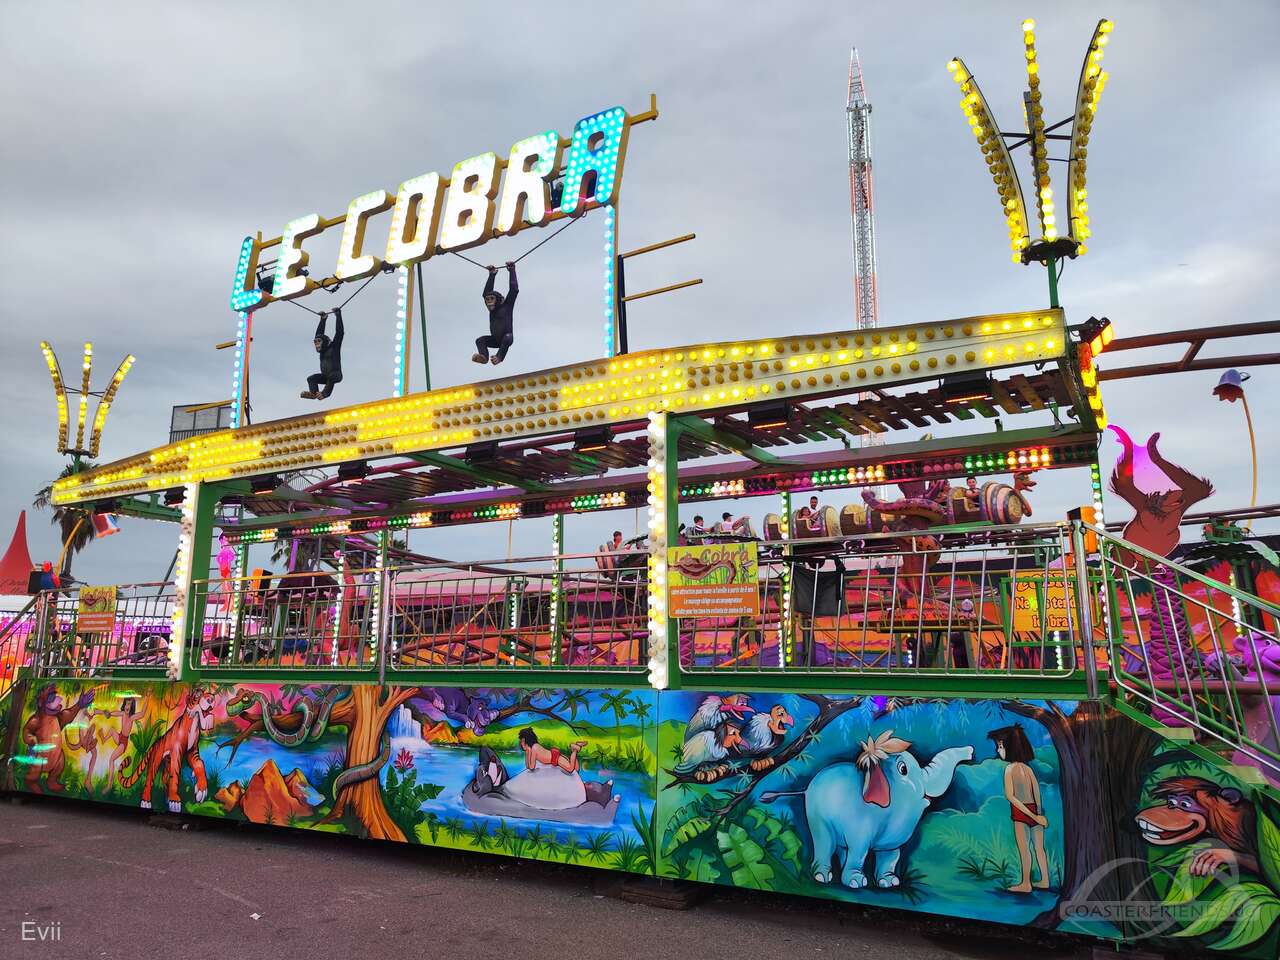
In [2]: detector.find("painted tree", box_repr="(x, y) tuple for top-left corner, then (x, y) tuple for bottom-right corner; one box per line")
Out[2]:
(600, 690), (632, 750)
(227, 684), (585, 842)
(630, 698), (651, 743)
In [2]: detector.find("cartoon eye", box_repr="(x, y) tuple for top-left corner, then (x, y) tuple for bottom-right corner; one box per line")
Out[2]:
(896, 760), (908, 777)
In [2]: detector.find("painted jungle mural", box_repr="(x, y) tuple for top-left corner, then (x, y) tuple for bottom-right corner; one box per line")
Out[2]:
(11, 681), (660, 872)
(655, 691), (1084, 928)
(1097, 712), (1280, 957)
(12, 679), (1280, 953)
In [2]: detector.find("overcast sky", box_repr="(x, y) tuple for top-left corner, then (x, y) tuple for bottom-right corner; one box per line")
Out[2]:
(2, 1), (1278, 584)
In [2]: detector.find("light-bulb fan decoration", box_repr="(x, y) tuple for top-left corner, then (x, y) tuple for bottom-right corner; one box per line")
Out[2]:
(39, 341), (136, 458)
(949, 18), (1114, 266)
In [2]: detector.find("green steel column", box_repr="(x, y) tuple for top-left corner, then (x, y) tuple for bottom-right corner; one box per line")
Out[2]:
(1046, 256), (1060, 309)
(176, 482), (221, 683)
(550, 513), (564, 666)
(664, 416), (682, 689)
(778, 490), (792, 668)
(416, 261), (431, 391)
(374, 530), (390, 683)
(647, 413), (682, 691)
(1070, 520), (1099, 700)
(227, 541), (248, 663)
(329, 548), (346, 667)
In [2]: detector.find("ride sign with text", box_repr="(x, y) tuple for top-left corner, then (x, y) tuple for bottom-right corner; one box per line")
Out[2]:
(667, 542), (760, 618)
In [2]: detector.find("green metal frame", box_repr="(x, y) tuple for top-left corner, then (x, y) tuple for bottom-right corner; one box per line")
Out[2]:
(407, 450), (549, 492)
(677, 416), (782, 465)
(115, 494), (182, 523)
(178, 482), (226, 683)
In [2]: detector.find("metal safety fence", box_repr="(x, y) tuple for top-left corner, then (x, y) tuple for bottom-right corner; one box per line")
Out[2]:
(25, 583), (175, 679)
(678, 523), (1088, 680)
(1092, 522), (1280, 777)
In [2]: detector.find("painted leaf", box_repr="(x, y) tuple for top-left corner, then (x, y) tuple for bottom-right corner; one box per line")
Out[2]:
(716, 825), (775, 890)
(1172, 882), (1275, 939)
(1258, 809), (1280, 892)
(744, 807), (805, 872)
(1164, 843), (1221, 905)
(663, 800), (720, 854)
(665, 816), (714, 855)
(682, 848), (722, 883)
(1208, 893), (1280, 952)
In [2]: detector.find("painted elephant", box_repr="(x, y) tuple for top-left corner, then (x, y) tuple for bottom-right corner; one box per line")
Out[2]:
(768, 730), (973, 889)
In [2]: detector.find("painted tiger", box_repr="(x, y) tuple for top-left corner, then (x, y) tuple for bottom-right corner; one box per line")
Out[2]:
(118, 686), (215, 813)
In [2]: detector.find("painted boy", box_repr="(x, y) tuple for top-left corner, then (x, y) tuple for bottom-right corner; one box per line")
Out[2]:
(987, 723), (1050, 893)
(517, 727), (587, 774)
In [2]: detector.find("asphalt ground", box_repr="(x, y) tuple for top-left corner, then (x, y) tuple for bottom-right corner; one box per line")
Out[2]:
(0, 794), (1098, 960)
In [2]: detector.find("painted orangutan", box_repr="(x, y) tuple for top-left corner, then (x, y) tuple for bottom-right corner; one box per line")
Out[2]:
(1109, 428), (1214, 564)
(22, 684), (95, 792)
(1135, 776), (1261, 878)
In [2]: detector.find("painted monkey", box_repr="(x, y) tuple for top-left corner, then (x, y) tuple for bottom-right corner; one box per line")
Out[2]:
(22, 685), (95, 792)
(1110, 429), (1213, 563)
(1135, 776), (1261, 877)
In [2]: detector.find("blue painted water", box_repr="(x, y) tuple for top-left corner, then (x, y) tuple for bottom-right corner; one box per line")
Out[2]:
(201, 727), (652, 844)
(386, 734), (652, 840)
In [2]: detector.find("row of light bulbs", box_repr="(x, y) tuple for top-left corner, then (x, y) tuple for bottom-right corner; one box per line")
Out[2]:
(54, 314), (1064, 504)
(1068, 20), (1113, 253)
(949, 58), (1030, 260)
(646, 412), (669, 690)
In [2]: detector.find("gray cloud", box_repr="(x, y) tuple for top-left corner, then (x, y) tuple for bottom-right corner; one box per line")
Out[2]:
(3, 1), (1278, 580)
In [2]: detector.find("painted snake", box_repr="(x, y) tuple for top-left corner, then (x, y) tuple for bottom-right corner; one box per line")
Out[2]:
(226, 687), (346, 747)
(226, 687), (390, 802)
(331, 729), (391, 802)
(670, 555), (738, 582)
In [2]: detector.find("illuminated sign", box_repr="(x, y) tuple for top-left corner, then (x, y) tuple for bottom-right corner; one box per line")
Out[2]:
(50, 310), (1067, 506)
(229, 106), (638, 315)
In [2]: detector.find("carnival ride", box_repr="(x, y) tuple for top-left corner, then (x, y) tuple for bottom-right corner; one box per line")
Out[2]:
(5, 17), (1280, 958)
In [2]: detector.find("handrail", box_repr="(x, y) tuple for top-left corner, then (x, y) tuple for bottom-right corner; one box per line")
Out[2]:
(1082, 520), (1280, 617)
(0, 596), (38, 643)
(1090, 522), (1280, 778)
(0, 597), (41, 701)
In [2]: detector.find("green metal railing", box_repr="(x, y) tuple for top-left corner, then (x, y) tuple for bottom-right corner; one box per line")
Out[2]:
(1088, 521), (1280, 778)
(0, 597), (39, 702)
(681, 523), (1086, 682)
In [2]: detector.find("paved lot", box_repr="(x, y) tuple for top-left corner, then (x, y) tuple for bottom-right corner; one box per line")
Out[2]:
(0, 796), (1094, 960)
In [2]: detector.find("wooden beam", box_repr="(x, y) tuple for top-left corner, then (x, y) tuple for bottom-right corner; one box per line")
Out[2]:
(406, 450), (549, 492)
(676, 415), (782, 465)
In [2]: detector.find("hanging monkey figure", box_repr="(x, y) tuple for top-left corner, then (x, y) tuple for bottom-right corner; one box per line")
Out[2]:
(1109, 427), (1214, 564)
(301, 309), (343, 399)
(473, 262), (518, 366)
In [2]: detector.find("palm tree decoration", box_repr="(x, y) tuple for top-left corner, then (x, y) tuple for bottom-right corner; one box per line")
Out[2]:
(599, 690), (632, 751)
(33, 461), (98, 579)
(629, 697), (651, 743)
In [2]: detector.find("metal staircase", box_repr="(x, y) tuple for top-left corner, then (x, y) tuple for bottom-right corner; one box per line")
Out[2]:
(0, 596), (38, 704)
(1083, 521), (1280, 799)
